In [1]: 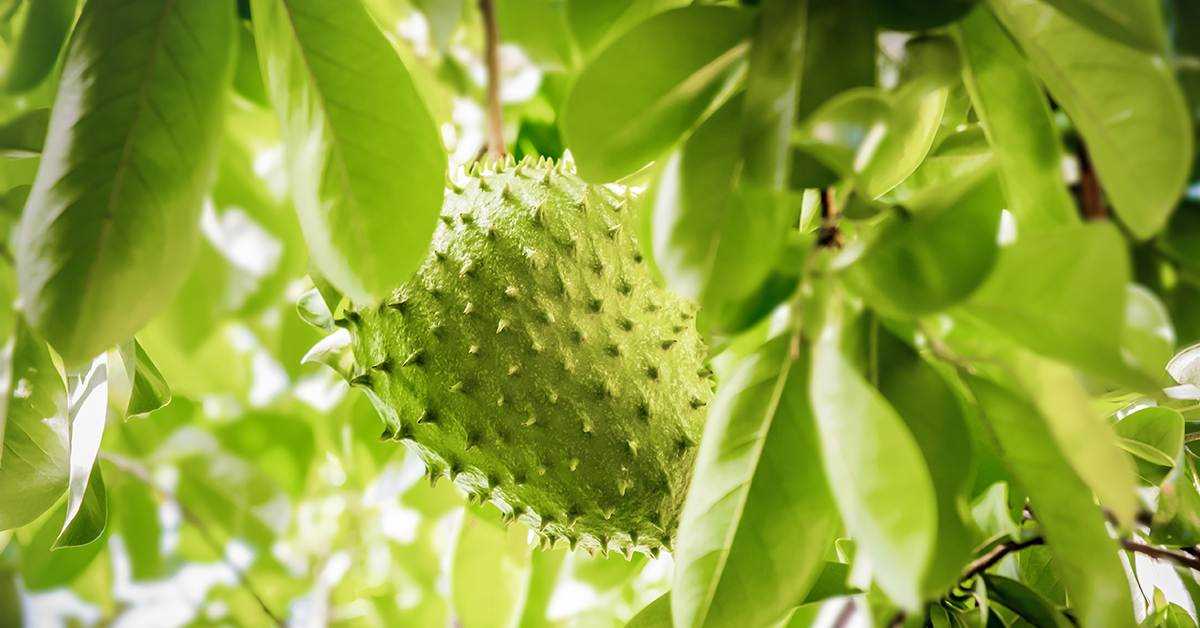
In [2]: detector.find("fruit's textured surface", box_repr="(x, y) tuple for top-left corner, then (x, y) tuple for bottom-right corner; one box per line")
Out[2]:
(328, 156), (713, 556)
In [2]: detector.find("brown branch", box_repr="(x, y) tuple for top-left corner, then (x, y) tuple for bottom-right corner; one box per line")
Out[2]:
(831, 599), (856, 628)
(101, 453), (285, 626)
(479, 0), (505, 158)
(1076, 146), (1107, 221)
(1123, 540), (1200, 572)
(960, 537), (1045, 583)
(817, 187), (842, 248)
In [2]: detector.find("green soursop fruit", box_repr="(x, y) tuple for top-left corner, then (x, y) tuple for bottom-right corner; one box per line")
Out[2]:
(310, 156), (713, 557)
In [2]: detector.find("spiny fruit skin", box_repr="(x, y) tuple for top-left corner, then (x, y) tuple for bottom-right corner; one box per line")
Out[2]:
(334, 156), (713, 557)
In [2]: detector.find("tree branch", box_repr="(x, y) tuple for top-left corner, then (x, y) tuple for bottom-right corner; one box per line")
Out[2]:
(478, 0), (505, 158)
(1075, 146), (1107, 221)
(817, 187), (842, 248)
(1123, 540), (1200, 572)
(960, 537), (1045, 583)
(101, 452), (284, 626)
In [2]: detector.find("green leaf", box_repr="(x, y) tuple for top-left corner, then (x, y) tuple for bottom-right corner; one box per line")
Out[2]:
(856, 37), (957, 199)
(0, 563), (20, 627)
(792, 87), (891, 177)
(562, 6), (753, 182)
(54, 463), (105, 549)
(14, 0), (236, 367)
(516, 548), (565, 628)
(956, 6), (1079, 232)
(173, 449), (284, 548)
(968, 378), (1135, 627)
(964, 223), (1140, 388)
(982, 574), (1072, 628)
(0, 318), (68, 531)
(107, 339), (170, 421)
(1149, 462), (1200, 547)
(1140, 601), (1197, 628)
(1114, 406), (1184, 469)
(843, 176), (1002, 317)
(232, 21), (268, 106)
(799, 561), (856, 604)
(19, 500), (107, 591)
(1121, 284), (1176, 387)
(57, 356), (108, 548)
(214, 410), (315, 497)
(809, 299), (937, 611)
(880, 125), (996, 212)
(1007, 353), (1141, 526)
(1, 0), (75, 93)
(496, 0), (577, 70)
(1038, 0), (1165, 52)
(566, 0), (688, 60)
(251, 0), (446, 303)
(0, 108), (48, 158)
(628, 592), (671, 628)
(991, 0), (1192, 239)
(794, 0), (875, 122)
(875, 329), (975, 596)
(111, 467), (162, 580)
(873, 0), (980, 31)
(451, 507), (533, 628)
(673, 330), (838, 628)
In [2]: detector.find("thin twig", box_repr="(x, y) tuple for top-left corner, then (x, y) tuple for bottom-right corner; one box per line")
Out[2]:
(960, 537), (1045, 583)
(831, 599), (856, 628)
(100, 452), (285, 626)
(817, 187), (842, 248)
(1124, 540), (1200, 572)
(1076, 147), (1107, 220)
(478, 0), (505, 158)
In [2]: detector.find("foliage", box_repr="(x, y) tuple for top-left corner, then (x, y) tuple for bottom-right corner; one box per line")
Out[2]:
(0, 0), (1197, 626)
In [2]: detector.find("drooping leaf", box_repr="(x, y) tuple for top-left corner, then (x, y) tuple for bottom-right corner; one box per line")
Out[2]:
(856, 36), (957, 199)
(843, 176), (1002, 317)
(1, 0), (75, 93)
(991, 0), (1192, 239)
(0, 108), (48, 158)
(1037, 0), (1165, 52)
(875, 328), (975, 597)
(19, 500), (107, 591)
(956, 6), (1079, 232)
(451, 506), (533, 628)
(54, 463), (105, 549)
(968, 377), (1135, 627)
(14, 0), (236, 367)
(252, 0), (446, 303)
(809, 298), (937, 611)
(57, 355), (107, 548)
(0, 318), (67, 531)
(562, 6), (754, 182)
(673, 330), (838, 628)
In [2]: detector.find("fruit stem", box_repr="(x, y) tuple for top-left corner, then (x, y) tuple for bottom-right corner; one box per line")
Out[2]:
(479, 0), (505, 158)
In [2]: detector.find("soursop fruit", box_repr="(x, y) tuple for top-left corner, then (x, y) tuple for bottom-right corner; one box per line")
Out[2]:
(310, 156), (713, 557)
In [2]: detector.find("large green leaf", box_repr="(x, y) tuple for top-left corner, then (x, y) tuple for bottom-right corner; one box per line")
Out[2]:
(566, 0), (687, 60)
(809, 299), (937, 611)
(956, 6), (1079, 232)
(252, 0), (446, 303)
(452, 507), (533, 628)
(964, 223), (1139, 388)
(56, 356), (108, 548)
(968, 377), (1135, 628)
(562, 6), (753, 182)
(673, 331), (838, 628)
(794, 0), (875, 122)
(14, 0), (236, 367)
(1038, 0), (1165, 52)
(875, 329), (975, 597)
(991, 0), (1191, 239)
(0, 318), (68, 531)
(1, 0), (75, 93)
(982, 574), (1072, 628)
(843, 176), (1002, 317)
